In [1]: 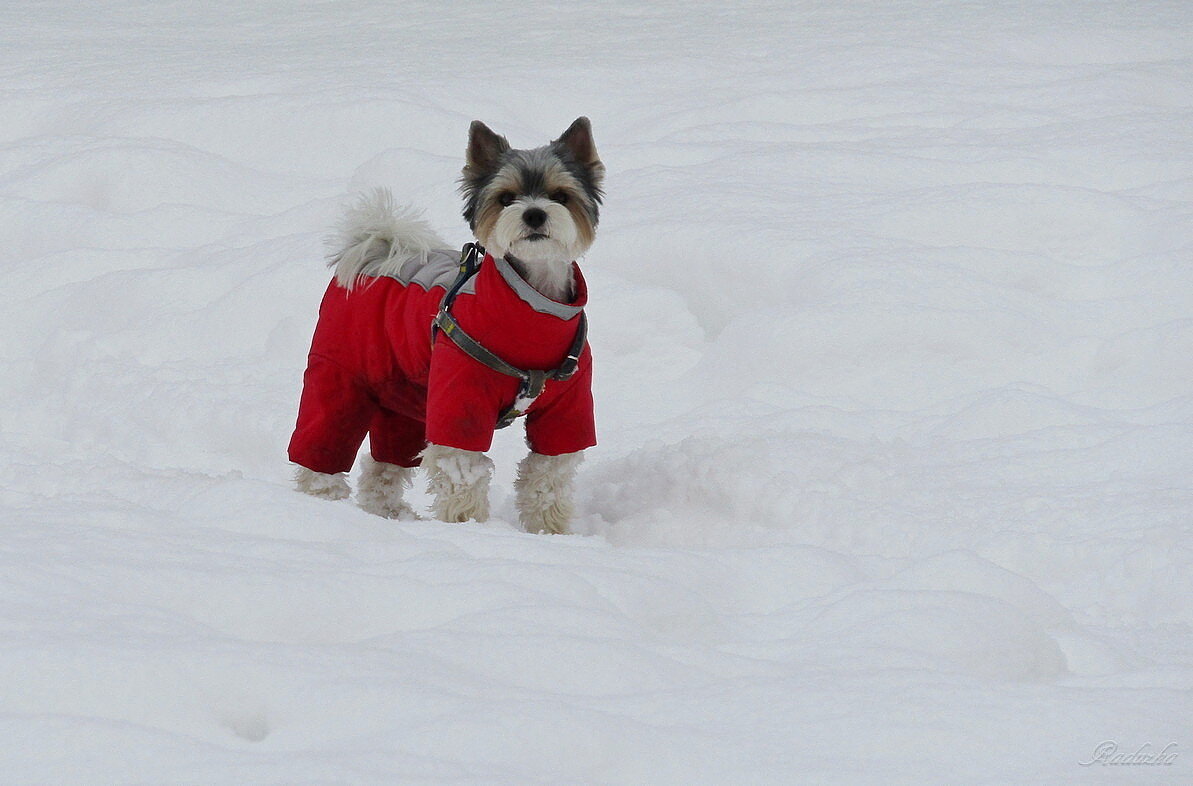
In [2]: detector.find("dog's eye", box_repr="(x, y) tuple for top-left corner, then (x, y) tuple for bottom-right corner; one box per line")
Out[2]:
(550, 190), (569, 205)
(499, 192), (516, 207)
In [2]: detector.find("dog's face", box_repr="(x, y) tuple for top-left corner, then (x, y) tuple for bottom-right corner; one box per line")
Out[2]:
(460, 117), (605, 264)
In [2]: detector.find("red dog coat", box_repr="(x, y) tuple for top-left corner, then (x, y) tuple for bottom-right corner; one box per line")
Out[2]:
(288, 251), (595, 474)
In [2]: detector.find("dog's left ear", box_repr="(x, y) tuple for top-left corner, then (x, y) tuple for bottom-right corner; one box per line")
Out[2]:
(557, 117), (603, 175)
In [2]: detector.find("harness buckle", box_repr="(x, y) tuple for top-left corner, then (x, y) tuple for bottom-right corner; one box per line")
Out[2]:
(554, 353), (581, 380)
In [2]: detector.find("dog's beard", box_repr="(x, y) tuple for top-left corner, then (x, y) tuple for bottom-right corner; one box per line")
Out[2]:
(477, 199), (588, 302)
(487, 199), (584, 263)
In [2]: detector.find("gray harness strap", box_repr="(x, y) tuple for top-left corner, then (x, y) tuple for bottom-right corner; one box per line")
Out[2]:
(432, 244), (587, 429)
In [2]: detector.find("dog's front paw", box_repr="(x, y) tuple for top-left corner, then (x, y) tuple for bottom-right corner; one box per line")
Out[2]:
(421, 444), (493, 523)
(294, 467), (350, 500)
(515, 451), (583, 534)
(521, 505), (572, 535)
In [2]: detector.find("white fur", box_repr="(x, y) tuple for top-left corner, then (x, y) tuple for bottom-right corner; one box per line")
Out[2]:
(328, 187), (449, 290)
(509, 251), (575, 303)
(356, 456), (419, 520)
(515, 451), (583, 534)
(488, 197), (582, 302)
(420, 444), (494, 523)
(294, 467), (350, 500)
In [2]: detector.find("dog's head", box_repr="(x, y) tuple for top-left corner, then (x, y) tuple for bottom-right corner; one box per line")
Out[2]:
(460, 117), (604, 265)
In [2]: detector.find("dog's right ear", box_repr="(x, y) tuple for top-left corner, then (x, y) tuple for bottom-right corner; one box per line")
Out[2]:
(557, 117), (600, 169)
(465, 121), (510, 178)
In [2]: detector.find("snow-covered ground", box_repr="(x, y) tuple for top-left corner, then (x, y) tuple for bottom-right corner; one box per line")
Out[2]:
(2, 1), (1191, 782)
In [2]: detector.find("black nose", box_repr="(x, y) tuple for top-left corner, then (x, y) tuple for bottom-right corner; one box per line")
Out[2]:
(522, 208), (547, 229)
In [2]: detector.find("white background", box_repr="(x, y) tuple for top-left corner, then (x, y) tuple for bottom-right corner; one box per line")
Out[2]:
(1, 1), (1190, 782)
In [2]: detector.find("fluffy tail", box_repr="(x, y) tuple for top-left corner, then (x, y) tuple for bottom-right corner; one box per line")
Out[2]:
(325, 187), (449, 289)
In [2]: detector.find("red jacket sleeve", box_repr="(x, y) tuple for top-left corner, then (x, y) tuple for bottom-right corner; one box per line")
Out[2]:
(524, 352), (597, 456)
(424, 336), (516, 452)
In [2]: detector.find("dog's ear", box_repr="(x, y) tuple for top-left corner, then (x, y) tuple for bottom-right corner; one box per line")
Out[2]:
(465, 121), (509, 177)
(557, 117), (604, 192)
(557, 117), (601, 169)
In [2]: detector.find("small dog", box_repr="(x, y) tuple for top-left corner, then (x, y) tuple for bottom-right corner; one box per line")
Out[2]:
(288, 118), (604, 534)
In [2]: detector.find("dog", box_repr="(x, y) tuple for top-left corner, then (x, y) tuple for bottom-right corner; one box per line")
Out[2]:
(288, 118), (604, 534)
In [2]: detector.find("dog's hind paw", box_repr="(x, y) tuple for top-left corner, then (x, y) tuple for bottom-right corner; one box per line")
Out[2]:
(356, 457), (421, 519)
(294, 467), (350, 500)
(359, 497), (420, 520)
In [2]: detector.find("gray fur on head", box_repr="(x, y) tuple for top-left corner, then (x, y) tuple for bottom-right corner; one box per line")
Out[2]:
(459, 118), (604, 233)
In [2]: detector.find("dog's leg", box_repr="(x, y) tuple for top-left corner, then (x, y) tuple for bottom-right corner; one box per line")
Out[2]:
(356, 455), (419, 519)
(515, 451), (583, 534)
(294, 466), (350, 500)
(421, 444), (493, 522)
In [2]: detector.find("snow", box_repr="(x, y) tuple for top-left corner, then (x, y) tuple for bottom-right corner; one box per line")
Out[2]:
(2, 1), (1191, 782)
